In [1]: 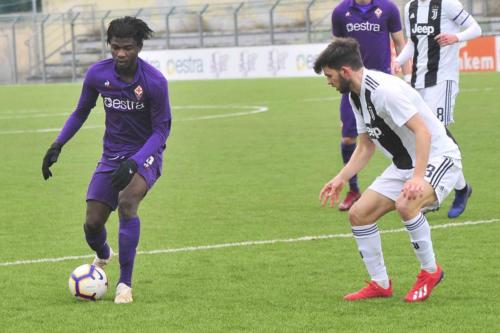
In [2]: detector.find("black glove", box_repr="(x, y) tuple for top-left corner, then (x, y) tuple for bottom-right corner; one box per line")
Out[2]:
(111, 159), (138, 191)
(42, 142), (62, 180)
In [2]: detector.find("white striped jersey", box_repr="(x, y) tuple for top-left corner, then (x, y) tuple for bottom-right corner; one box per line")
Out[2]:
(349, 69), (460, 169)
(404, 0), (472, 88)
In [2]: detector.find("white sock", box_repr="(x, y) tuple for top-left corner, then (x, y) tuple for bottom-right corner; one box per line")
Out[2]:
(351, 223), (389, 288)
(455, 171), (466, 190)
(403, 213), (437, 272)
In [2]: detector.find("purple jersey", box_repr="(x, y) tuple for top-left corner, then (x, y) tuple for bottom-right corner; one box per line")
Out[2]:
(56, 57), (171, 171)
(332, 0), (402, 73)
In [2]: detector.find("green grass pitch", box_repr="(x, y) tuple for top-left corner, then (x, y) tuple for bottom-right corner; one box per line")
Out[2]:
(0, 73), (499, 332)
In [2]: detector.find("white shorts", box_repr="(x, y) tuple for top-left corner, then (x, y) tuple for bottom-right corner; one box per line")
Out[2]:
(417, 80), (459, 126)
(368, 156), (462, 208)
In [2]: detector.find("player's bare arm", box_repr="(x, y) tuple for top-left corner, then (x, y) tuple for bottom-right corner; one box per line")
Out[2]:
(391, 31), (411, 77)
(320, 134), (375, 207)
(402, 114), (431, 201)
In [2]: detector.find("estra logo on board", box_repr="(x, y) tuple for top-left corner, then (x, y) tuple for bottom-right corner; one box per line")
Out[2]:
(459, 36), (496, 72)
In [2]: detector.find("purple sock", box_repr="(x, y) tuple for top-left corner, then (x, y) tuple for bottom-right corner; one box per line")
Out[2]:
(84, 225), (110, 260)
(341, 143), (359, 193)
(118, 217), (141, 287)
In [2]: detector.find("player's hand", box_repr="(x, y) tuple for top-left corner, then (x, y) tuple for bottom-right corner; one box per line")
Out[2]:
(402, 177), (426, 200)
(111, 159), (138, 191)
(434, 33), (459, 47)
(391, 60), (402, 74)
(319, 176), (345, 207)
(42, 142), (62, 180)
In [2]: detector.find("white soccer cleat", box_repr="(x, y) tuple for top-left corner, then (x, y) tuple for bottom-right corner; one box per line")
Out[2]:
(114, 283), (133, 304)
(92, 246), (114, 269)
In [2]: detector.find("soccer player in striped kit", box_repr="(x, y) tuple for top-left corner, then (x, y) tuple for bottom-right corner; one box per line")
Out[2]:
(316, 38), (461, 302)
(394, 0), (481, 218)
(42, 17), (172, 304)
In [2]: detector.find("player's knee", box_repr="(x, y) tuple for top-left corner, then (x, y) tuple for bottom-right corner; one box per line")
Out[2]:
(84, 214), (106, 234)
(348, 202), (365, 226)
(117, 193), (139, 219)
(85, 201), (111, 233)
(342, 136), (357, 145)
(395, 198), (417, 220)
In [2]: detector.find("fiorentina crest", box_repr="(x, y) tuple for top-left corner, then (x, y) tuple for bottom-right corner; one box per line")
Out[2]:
(134, 85), (143, 100)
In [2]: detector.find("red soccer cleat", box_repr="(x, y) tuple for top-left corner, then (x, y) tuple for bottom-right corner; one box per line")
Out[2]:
(339, 190), (361, 211)
(404, 265), (444, 302)
(344, 280), (393, 301)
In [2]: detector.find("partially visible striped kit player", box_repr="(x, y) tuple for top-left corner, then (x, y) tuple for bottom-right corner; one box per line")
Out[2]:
(395, 0), (480, 219)
(396, 0), (481, 123)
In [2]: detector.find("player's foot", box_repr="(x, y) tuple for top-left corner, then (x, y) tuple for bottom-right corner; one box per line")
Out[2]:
(92, 247), (114, 269)
(404, 265), (444, 302)
(114, 283), (133, 304)
(448, 184), (472, 218)
(344, 280), (393, 301)
(339, 190), (361, 211)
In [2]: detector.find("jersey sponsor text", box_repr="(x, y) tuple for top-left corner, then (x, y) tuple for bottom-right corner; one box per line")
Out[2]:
(103, 97), (145, 111)
(346, 22), (381, 32)
(366, 126), (383, 139)
(411, 24), (435, 35)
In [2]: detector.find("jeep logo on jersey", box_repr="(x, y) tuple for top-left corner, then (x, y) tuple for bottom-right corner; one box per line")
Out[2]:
(411, 24), (435, 35)
(366, 126), (383, 139)
(103, 97), (145, 111)
(346, 22), (380, 32)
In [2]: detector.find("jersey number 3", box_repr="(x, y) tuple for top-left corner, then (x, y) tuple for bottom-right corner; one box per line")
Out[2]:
(425, 164), (436, 178)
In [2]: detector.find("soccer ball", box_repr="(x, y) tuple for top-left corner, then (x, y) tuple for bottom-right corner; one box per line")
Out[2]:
(68, 264), (108, 301)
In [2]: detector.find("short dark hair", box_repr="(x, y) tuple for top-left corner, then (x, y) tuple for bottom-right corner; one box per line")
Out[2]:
(313, 38), (363, 74)
(107, 16), (153, 47)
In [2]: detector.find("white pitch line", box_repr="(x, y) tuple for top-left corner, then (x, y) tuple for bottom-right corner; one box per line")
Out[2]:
(175, 105), (268, 121)
(1, 218), (498, 267)
(0, 125), (104, 135)
(0, 112), (72, 120)
(461, 87), (494, 93)
(0, 105), (268, 135)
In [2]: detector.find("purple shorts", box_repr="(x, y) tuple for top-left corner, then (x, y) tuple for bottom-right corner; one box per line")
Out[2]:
(86, 152), (163, 210)
(340, 94), (358, 138)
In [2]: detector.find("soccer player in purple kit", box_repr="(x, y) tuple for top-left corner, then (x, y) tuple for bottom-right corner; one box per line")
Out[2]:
(331, 0), (410, 211)
(41, 17), (171, 304)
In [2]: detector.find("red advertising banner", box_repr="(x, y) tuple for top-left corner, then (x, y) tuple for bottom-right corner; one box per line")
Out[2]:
(459, 36), (497, 72)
